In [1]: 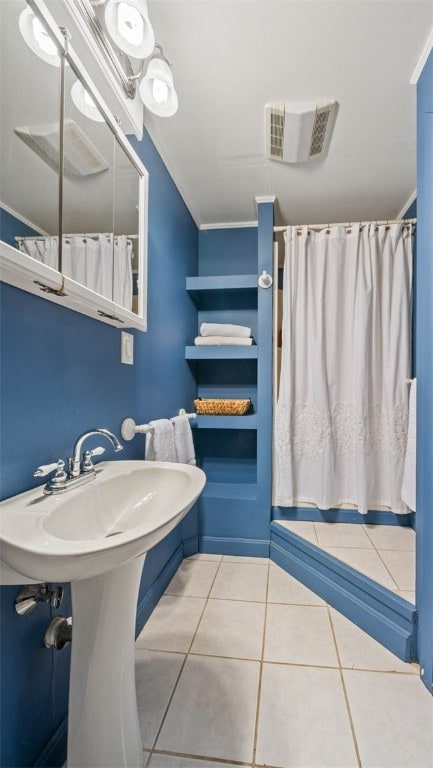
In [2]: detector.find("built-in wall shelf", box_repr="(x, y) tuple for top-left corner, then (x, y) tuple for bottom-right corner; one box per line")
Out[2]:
(186, 274), (257, 310)
(186, 244), (267, 557)
(193, 414), (258, 430)
(185, 346), (258, 360)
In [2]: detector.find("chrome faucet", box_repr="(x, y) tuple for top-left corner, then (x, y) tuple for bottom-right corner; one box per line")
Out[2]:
(70, 429), (123, 477)
(34, 428), (123, 495)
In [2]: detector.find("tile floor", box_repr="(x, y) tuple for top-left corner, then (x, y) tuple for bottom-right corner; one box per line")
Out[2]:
(135, 554), (432, 768)
(275, 521), (416, 603)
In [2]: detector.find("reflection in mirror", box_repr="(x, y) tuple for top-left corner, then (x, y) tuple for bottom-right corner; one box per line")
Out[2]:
(0, 0), (60, 264)
(113, 140), (140, 314)
(62, 61), (116, 301)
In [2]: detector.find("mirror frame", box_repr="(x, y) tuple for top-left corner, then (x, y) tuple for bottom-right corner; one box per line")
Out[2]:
(0, 0), (148, 331)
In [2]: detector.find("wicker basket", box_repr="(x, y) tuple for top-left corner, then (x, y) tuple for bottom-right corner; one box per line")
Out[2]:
(194, 397), (252, 416)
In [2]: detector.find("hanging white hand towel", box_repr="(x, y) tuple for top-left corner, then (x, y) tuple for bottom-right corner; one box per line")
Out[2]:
(145, 419), (177, 462)
(171, 415), (196, 465)
(401, 379), (416, 511)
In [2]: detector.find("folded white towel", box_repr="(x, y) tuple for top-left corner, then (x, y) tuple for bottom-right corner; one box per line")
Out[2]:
(171, 415), (196, 465)
(401, 379), (416, 511)
(145, 419), (177, 462)
(200, 322), (251, 338)
(194, 336), (253, 346)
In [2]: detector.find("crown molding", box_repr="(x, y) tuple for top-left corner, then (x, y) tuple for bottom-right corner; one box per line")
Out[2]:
(410, 28), (433, 84)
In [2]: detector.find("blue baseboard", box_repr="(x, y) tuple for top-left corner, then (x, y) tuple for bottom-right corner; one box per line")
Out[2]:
(136, 543), (183, 633)
(270, 522), (418, 662)
(33, 717), (67, 768)
(183, 535), (199, 558)
(272, 505), (414, 526)
(199, 536), (270, 557)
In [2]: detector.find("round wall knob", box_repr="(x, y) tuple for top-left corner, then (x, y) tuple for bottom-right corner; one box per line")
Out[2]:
(258, 271), (273, 288)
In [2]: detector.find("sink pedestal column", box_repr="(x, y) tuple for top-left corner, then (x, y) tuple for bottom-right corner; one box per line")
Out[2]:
(67, 555), (146, 768)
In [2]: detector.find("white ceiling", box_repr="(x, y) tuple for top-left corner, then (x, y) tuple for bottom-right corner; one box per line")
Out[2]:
(144, 0), (433, 227)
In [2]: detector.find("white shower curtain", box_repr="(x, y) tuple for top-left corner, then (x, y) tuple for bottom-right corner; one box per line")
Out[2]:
(274, 223), (413, 515)
(19, 235), (133, 311)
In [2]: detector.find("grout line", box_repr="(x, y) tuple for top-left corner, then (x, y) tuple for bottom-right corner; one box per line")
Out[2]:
(252, 560), (271, 765)
(146, 558), (223, 757)
(150, 748), (253, 766)
(373, 548), (402, 591)
(327, 606), (363, 768)
(311, 522), (321, 547)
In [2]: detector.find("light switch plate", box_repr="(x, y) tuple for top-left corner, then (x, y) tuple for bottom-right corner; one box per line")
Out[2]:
(121, 331), (134, 365)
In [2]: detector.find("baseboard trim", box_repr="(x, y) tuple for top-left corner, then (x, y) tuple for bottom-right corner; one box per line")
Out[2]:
(199, 536), (270, 557)
(183, 535), (199, 558)
(270, 523), (417, 662)
(272, 505), (414, 526)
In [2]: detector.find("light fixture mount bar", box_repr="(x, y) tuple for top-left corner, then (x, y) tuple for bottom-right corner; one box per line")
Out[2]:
(71, 0), (136, 98)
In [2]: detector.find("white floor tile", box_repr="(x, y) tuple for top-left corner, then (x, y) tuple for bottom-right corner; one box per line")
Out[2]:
(274, 519), (319, 545)
(363, 523), (416, 551)
(210, 561), (268, 602)
(135, 650), (185, 749)
(255, 663), (358, 767)
(378, 549), (416, 591)
(268, 565), (325, 605)
(186, 553), (223, 561)
(191, 598), (265, 659)
(165, 560), (219, 598)
(344, 669), (433, 768)
(156, 655), (260, 763)
(136, 596), (206, 653)
(329, 607), (416, 674)
(314, 521), (374, 548)
(323, 546), (398, 589)
(149, 755), (241, 767)
(264, 603), (339, 667)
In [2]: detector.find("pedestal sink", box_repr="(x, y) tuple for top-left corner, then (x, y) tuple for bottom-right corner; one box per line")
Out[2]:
(0, 460), (206, 767)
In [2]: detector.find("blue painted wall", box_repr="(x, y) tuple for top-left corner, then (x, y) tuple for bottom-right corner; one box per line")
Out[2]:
(0, 208), (39, 246)
(415, 48), (433, 692)
(0, 127), (198, 767)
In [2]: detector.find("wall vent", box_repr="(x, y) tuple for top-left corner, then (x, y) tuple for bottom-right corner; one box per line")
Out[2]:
(14, 119), (109, 176)
(265, 100), (337, 163)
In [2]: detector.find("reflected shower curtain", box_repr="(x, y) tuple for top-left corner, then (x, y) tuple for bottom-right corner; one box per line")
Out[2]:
(19, 235), (132, 310)
(274, 223), (413, 514)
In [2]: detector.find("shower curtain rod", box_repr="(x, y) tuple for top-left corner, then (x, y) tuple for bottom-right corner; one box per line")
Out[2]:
(273, 218), (417, 233)
(15, 233), (138, 242)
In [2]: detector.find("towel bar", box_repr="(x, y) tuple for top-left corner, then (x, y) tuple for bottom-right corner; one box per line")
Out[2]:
(121, 411), (197, 441)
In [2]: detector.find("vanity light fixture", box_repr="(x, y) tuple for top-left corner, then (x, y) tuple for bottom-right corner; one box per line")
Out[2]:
(104, 0), (155, 59)
(138, 46), (178, 117)
(71, 80), (105, 122)
(81, 0), (179, 116)
(18, 6), (61, 66)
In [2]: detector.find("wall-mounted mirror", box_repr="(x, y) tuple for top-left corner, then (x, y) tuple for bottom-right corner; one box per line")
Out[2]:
(0, 0), (147, 330)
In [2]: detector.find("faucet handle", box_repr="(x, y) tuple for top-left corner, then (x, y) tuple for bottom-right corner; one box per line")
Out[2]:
(34, 460), (65, 478)
(89, 447), (105, 457)
(82, 446), (105, 473)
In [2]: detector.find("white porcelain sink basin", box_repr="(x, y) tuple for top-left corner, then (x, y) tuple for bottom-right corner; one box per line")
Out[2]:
(0, 460), (206, 585)
(0, 459), (206, 768)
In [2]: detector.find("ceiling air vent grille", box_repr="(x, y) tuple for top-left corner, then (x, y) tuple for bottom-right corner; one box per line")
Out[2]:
(269, 104), (285, 160)
(309, 106), (331, 157)
(14, 119), (109, 176)
(265, 100), (337, 163)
